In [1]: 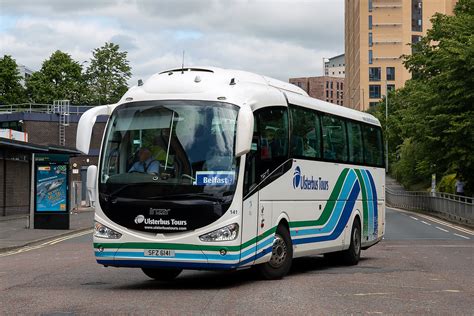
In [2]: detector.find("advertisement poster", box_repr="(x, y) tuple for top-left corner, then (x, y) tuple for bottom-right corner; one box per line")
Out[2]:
(36, 164), (67, 212)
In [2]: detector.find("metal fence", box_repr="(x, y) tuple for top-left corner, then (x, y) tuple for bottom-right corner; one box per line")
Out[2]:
(0, 103), (93, 115)
(386, 188), (474, 226)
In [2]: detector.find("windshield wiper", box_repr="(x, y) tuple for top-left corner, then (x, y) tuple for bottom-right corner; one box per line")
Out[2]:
(148, 192), (226, 202)
(103, 183), (147, 200)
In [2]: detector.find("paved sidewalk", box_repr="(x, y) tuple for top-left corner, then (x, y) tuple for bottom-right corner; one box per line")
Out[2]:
(0, 208), (94, 252)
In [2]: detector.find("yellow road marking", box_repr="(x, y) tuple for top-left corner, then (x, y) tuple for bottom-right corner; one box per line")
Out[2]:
(0, 229), (92, 257)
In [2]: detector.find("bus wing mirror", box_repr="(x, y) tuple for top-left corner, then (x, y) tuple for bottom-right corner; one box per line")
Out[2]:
(235, 106), (254, 157)
(86, 165), (97, 205)
(76, 105), (109, 154)
(86, 165), (97, 192)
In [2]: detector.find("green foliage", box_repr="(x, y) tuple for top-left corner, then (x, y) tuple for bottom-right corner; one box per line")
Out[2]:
(26, 50), (86, 104)
(376, 0), (474, 195)
(437, 174), (456, 194)
(85, 42), (131, 105)
(0, 55), (26, 104)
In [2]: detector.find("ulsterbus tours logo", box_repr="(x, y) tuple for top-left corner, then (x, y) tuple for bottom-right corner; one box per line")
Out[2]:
(292, 166), (329, 191)
(134, 215), (145, 224)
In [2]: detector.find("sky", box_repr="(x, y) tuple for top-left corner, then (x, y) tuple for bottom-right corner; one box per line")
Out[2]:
(0, 0), (344, 85)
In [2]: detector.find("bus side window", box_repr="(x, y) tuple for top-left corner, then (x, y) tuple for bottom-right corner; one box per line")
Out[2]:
(244, 107), (289, 195)
(322, 115), (348, 162)
(347, 121), (364, 164)
(257, 107), (289, 177)
(363, 125), (383, 166)
(290, 106), (321, 159)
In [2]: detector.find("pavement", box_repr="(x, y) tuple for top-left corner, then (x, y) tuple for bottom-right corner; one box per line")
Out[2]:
(0, 207), (94, 253)
(0, 207), (472, 315)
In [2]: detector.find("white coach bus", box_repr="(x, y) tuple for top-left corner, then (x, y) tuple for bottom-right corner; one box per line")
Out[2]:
(77, 67), (385, 280)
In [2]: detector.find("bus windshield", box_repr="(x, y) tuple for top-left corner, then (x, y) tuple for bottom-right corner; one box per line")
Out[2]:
(99, 100), (238, 202)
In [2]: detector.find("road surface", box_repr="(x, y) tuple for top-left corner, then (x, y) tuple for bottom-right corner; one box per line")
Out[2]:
(1, 207), (473, 314)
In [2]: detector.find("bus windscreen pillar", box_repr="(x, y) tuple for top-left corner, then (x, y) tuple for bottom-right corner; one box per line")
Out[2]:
(34, 154), (70, 229)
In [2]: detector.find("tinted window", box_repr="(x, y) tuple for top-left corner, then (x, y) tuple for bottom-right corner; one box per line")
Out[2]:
(363, 125), (383, 166)
(369, 85), (381, 98)
(347, 122), (364, 164)
(290, 106), (321, 159)
(369, 67), (381, 81)
(322, 115), (348, 162)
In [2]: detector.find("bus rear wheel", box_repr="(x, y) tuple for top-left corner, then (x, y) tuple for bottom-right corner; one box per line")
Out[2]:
(325, 218), (361, 266)
(141, 268), (182, 281)
(257, 224), (293, 280)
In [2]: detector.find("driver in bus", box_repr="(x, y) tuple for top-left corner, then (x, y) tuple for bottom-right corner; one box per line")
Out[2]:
(128, 147), (160, 175)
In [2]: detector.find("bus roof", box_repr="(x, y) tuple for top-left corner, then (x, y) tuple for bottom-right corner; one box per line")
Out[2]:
(123, 66), (381, 127)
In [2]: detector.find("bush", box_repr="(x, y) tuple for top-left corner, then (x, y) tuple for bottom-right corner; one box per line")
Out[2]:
(437, 174), (456, 194)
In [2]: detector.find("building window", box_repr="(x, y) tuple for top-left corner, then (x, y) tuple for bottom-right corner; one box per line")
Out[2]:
(387, 84), (396, 93)
(330, 82), (333, 89)
(326, 90), (329, 98)
(341, 82), (343, 90)
(369, 50), (373, 64)
(386, 67), (395, 81)
(331, 91), (333, 98)
(369, 67), (381, 81)
(369, 0), (373, 12)
(412, 0), (423, 32)
(337, 82), (340, 90)
(411, 35), (423, 53)
(369, 102), (379, 107)
(341, 101), (343, 106)
(337, 91), (340, 98)
(326, 81), (329, 89)
(369, 85), (381, 98)
(369, 15), (373, 30)
(369, 32), (373, 47)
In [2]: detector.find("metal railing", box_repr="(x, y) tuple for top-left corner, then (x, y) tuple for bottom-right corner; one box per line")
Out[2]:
(0, 103), (93, 115)
(386, 187), (473, 225)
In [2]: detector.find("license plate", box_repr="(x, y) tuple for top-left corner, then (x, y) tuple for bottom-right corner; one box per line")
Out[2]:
(144, 249), (175, 257)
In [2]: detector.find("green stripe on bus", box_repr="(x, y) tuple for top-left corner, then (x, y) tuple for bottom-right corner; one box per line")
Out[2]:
(354, 169), (368, 238)
(93, 226), (277, 253)
(289, 168), (349, 228)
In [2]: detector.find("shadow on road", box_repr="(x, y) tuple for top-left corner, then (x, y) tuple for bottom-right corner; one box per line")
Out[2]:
(109, 256), (377, 291)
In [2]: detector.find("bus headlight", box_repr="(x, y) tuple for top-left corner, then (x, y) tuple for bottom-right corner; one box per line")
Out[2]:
(94, 221), (122, 239)
(199, 223), (239, 242)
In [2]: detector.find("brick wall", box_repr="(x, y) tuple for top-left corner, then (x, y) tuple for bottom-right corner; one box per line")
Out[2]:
(0, 158), (31, 216)
(23, 121), (105, 150)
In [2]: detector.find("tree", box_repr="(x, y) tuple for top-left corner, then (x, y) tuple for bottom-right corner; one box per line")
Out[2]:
(0, 55), (26, 104)
(26, 50), (86, 104)
(86, 42), (132, 105)
(372, 0), (474, 193)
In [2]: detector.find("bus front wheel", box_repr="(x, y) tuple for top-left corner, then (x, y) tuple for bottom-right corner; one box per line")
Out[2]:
(141, 268), (182, 281)
(257, 224), (293, 280)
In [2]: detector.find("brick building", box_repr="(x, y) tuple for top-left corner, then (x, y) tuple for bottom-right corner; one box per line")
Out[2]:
(0, 106), (106, 216)
(289, 76), (345, 106)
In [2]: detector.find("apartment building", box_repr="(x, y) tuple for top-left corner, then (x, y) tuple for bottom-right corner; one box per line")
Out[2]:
(344, 0), (458, 111)
(289, 76), (345, 106)
(324, 54), (346, 78)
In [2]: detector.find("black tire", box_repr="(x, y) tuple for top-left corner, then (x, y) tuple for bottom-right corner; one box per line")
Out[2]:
(339, 217), (361, 265)
(257, 224), (293, 280)
(141, 268), (182, 281)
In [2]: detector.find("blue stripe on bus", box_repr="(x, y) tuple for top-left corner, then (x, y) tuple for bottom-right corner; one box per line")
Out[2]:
(360, 169), (374, 235)
(95, 234), (275, 263)
(366, 170), (379, 236)
(292, 180), (360, 245)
